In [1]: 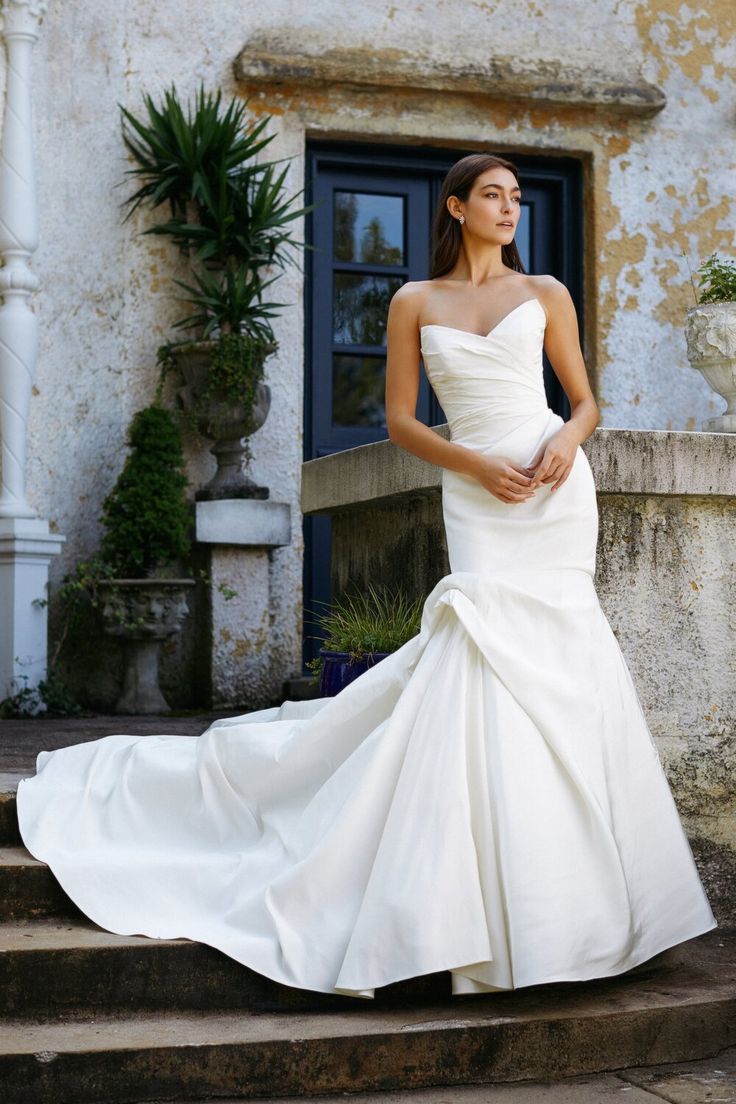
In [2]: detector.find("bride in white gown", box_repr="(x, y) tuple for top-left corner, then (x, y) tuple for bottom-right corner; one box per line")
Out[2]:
(16, 153), (717, 1000)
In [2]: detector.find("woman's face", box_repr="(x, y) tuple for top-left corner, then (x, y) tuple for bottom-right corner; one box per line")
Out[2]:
(449, 167), (522, 244)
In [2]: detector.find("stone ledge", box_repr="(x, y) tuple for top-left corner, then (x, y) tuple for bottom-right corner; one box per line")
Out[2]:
(0, 516), (65, 560)
(195, 500), (291, 547)
(301, 426), (736, 515)
(233, 33), (666, 117)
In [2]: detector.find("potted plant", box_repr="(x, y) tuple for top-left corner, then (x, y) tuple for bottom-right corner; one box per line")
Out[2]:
(306, 582), (423, 696)
(684, 251), (736, 432)
(117, 83), (314, 498)
(95, 403), (195, 713)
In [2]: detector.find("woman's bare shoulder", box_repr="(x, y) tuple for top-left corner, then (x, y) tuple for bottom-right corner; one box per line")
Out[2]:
(391, 279), (434, 303)
(389, 279), (434, 323)
(525, 274), (574, 319)
(526, 273), (572, 302)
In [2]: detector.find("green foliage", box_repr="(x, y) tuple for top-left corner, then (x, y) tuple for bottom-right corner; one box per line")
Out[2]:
(208, 331), (266, 411)
(54, 555), (119, 634)
(3, 552), (234, 714)
(118, 84), (274, 226)
(27, 402), (240, 714)
(0, 667), (85, 718)
(305, 582), (424, 684)
(156, 330), (272, 452)
(117, 81), (315, 344)
(168, 263), (287, 342)
(11, 557), (123, 714)
(100, 404), (191, 578)
(684, 251), (736, 305)
(119, 82), (316, 453)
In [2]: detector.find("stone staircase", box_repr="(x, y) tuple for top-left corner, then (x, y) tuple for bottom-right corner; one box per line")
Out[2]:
(1, 759), (735, 1102)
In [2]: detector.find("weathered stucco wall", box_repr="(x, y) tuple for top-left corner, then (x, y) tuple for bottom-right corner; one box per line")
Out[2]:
(1, 0), (732, 702)
(234, 0), (735, 430)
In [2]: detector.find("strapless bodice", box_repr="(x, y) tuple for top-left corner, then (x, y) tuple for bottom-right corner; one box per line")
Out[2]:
(420, 297), (551, 451)
(420, 294), (598, 577)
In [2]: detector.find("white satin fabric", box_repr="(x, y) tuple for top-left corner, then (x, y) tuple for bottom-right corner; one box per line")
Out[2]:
(17, 297), (717, 999)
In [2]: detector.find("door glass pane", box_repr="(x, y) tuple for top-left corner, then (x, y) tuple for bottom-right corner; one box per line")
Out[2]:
(333, 274), (403, 344)
(333, 354), (386, 427)
(334, 191), (405, 263)
(516, 206), (531, 271)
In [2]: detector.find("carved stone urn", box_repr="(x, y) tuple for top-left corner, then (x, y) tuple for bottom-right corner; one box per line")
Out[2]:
(685, 302), (736, 432)
(98, 579), (196, 714)
(172, 339), (276, 500)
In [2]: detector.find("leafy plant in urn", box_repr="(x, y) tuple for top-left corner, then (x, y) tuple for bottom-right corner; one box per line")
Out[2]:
(97, 404), (195, 713)
(117, 83), (314, 499)
(684, 251), (736, 432)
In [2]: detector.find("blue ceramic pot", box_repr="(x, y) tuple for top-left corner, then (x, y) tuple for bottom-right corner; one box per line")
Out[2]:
(318, 649), (391, 697)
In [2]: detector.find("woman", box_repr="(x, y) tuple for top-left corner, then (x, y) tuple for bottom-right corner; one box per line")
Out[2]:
(16, 153), (717, 1001)
(386, 153), (598, 506)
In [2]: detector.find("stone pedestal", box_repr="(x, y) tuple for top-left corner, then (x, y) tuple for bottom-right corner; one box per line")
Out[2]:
(195, 499), (291, 709)
(0, 517), (65, 706)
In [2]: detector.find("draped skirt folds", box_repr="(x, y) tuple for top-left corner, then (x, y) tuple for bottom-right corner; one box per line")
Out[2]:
(16, 569), (717, 999)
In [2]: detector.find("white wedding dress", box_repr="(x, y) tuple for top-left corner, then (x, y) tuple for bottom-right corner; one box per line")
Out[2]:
(16, 296), (717, 999)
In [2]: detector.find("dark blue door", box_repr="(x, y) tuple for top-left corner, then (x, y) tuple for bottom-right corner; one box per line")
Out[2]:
(302, 141), (583, 670)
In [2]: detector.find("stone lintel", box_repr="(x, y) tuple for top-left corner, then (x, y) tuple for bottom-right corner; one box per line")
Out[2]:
(233, 35), (666, 118)
(301, 426), (736, 516)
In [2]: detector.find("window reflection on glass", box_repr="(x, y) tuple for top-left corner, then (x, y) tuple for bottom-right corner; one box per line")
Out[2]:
(333, 355), (386, 428)
(515, 206), (531, 271)
(333, 274), (403, 345)
(334, 191), (405, 264)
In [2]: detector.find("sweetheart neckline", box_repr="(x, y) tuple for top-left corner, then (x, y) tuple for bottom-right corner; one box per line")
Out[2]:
(420, 297), (545, 340)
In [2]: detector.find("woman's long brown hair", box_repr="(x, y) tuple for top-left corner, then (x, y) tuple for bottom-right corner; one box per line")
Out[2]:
(430, 154), (526, 279)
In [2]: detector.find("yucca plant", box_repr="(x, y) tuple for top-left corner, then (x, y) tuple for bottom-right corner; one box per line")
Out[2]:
(119, 87), (309, 255)
(118, 82), (313, 344)
(116, 83), (317, 496)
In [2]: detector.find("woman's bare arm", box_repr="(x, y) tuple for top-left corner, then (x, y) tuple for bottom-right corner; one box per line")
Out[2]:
(536, 276), (600, 447)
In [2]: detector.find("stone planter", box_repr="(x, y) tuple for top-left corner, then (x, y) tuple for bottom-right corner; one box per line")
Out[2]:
(98, 579), (196, 714)
(172, 338), (276, 500)
(685, 301), (736, 432)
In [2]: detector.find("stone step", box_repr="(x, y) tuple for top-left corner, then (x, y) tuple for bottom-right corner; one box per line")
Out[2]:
(1, 956), (735, 1104)
(0, 779), (21, 846)
(0, 915), (448, 1018)
(113, 1043), (736, 1104)
(4, 778), (736, 1103)
(2, 860), (733, 1022)
(0, 847), (86, 921)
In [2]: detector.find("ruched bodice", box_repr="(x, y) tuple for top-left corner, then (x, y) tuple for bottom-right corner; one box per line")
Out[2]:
(420, 297), (598, 578)
(420, 297), (550, 450)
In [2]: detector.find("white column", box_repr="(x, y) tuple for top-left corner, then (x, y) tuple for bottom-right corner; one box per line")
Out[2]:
(0, 1), (63, 705)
